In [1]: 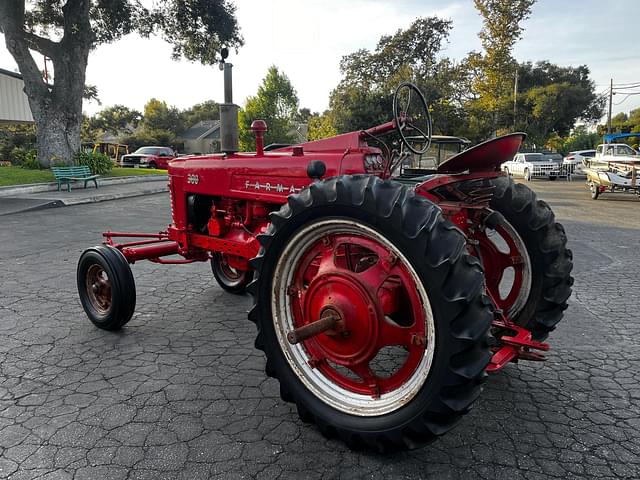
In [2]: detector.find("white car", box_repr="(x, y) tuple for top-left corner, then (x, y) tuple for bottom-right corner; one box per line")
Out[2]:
(563, 149), (596, 176)
(501, 153), (560, 181)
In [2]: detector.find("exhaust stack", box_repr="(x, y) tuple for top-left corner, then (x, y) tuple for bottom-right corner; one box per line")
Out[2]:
(219, 48), (239, 154)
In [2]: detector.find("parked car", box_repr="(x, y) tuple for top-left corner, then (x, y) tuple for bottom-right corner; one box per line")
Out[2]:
(120, 146), (176, 169)
(501, 152), (560, 181)
(563, 149), (596, 176)
(543, 152), (563, 165)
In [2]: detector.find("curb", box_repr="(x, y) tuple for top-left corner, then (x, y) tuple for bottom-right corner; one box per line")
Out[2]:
(0, 174), (168, 197)
(0, 184), (168, 217)
(60, 184), (168, 206)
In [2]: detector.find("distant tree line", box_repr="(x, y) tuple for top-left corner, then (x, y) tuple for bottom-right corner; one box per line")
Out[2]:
(81, 100), (221, 151)
(5, 0), (619, 163)
(234, 0), (607, 153)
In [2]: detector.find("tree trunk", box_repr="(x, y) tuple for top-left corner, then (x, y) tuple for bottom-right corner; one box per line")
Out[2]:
(33, 106), (82, 166)
(0, 0), (92, 167)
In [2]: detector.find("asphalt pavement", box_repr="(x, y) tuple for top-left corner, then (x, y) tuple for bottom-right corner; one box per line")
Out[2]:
(0, 180), (639, 479)
(0, 176), (168, 216)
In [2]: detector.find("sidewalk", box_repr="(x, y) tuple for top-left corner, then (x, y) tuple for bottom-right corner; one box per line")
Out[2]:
(0, 175), (168, 216)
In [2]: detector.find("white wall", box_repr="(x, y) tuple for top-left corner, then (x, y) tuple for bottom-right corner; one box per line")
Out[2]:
(0, 71), (34, 123)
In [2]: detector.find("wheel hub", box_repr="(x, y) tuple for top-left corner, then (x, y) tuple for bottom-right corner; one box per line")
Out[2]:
(85, 264), (112, 314)
(303, 270), (380, 366)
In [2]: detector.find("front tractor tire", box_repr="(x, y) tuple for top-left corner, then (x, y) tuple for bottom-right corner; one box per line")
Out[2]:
(249, 175), (493, 451)
(77, 245), (136, 331)
(211, 253), (252, 294)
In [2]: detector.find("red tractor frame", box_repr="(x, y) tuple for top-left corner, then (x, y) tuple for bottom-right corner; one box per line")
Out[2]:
(77, 59), (572, 451)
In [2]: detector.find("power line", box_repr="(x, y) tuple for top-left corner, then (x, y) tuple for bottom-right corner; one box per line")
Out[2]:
(614, 94), (634, 105)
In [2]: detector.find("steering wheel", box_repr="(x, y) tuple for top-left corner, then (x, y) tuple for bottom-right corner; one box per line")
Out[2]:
(393, 82), (432, 155)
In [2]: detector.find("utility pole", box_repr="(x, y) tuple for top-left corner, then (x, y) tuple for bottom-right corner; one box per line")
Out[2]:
(607, 78), (613, 134)
(513, 70), (518, 130)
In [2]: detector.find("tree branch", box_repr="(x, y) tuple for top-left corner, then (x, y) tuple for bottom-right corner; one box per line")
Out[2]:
(23, 31), (61, 58)
(0, 0), (48, 100)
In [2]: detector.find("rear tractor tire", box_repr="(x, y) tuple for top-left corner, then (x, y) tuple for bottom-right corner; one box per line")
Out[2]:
(488, 177), (573, 340)
(248, 175), (493, 451)
(211, 253), (252, 294)
(77, 245), (136, 331)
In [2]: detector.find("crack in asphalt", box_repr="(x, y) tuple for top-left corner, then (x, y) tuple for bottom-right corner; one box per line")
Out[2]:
(0, 190), (638, 479)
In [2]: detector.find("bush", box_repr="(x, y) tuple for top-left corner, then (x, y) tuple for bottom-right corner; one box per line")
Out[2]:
(10, 146), (27, 166)
(75, 151), (113, 175)
(22, 150), (40, 170)
(0, 124), (36, 161)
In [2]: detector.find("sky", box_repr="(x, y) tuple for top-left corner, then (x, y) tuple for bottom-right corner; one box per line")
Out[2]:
(1, 0), (639, 121)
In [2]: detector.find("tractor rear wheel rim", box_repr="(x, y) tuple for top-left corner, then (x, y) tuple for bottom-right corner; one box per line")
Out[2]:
(272, 219), (435, 417)
(478, 219), (532, 318)
(86, 264), (112, 315)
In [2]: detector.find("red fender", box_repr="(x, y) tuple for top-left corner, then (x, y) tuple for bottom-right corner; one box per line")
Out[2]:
(437, 133), (526, 174)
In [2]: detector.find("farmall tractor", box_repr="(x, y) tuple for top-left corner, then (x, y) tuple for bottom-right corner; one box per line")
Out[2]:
(77, 54), (573, 451)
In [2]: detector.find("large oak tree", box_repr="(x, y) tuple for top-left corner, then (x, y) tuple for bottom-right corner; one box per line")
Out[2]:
(0, 0), (242, 166)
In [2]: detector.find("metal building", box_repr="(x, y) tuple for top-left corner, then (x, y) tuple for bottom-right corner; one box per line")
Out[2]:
(0, 67), (34, 124)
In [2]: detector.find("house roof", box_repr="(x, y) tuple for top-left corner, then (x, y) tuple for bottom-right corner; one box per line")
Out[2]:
(0, 68), (23, 80)
(179, 120), (220, 140)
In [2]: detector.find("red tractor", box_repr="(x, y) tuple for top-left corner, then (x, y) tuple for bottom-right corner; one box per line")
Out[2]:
(77, 55), (572, 452)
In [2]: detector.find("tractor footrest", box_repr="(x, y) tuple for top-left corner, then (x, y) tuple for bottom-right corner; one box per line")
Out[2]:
(487, 322), (549, 373)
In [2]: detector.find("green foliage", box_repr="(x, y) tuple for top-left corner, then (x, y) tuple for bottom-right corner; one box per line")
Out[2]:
(308, 113), (338, 141)
(182, 100), (220, 127)
(91, 105), (141, 135)
(0, 125), (37, 162)
(471, 0), (535, 119)
(22, 150), (40, 170)
(3, 145), (40, 169)
(239, 66), (300, 150)
(9, 147), (27, 166)
(520, 81), (603, 146)
(604, 108), (640, 137)
(74, 151), (113, 175)
(119, 130), (177, 151)
(143, 99), (185, 133)
(10, 1), (243, 63)
(324, 8), (603, 149)
(83, 84), (101, 104)
(81, 115), (101, 143)
(329, 17), (454, 134)
(557, 126), (600, 155)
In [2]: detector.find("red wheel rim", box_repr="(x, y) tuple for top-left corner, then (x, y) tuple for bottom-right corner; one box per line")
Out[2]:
(271, 220), (436, 416)
(476, 222), (531, 317)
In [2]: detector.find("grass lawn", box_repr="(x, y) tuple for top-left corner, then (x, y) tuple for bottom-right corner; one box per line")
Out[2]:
(0, 166), (166, 187)
(106, 167), (168, 177)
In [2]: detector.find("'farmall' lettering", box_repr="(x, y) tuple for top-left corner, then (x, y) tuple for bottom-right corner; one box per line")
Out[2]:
(244, 180), (300, 194)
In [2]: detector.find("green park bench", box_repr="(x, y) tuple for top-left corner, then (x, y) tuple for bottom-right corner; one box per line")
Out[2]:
(51, 166), (100, 192)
